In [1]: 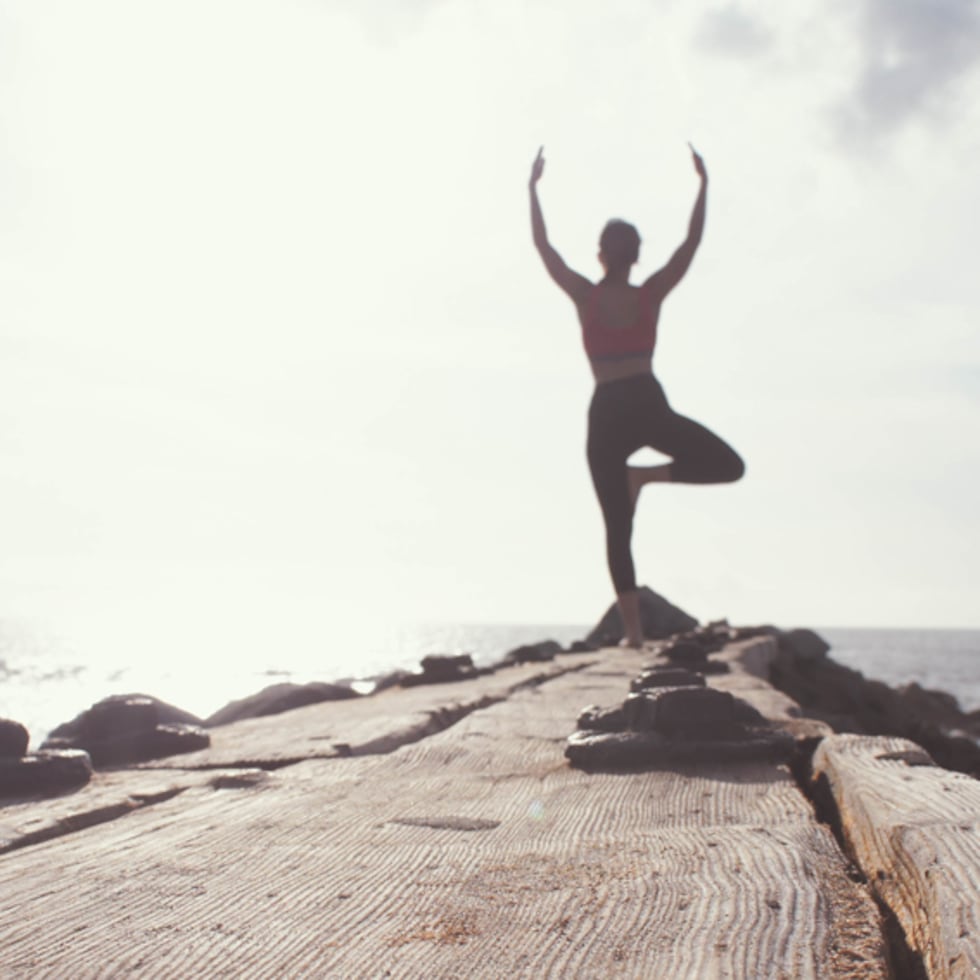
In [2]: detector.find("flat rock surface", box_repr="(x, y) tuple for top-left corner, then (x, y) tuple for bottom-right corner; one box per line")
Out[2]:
(813, 733), (980, 979)
(142, 657), (586, 769)
(0, 644), (887, 977)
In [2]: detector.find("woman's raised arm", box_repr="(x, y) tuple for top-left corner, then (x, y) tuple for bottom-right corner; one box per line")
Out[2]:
(644, 144), (708, 299)
(529, 147), (591, 304)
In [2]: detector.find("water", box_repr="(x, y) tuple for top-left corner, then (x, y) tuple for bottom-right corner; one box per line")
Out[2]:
(0, 618), (593, 747)
(2, 619), (979, 747)
(817, 627), (980, 713)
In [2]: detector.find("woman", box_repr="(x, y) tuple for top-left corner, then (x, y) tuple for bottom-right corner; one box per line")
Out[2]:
(529, 144), (744, 647)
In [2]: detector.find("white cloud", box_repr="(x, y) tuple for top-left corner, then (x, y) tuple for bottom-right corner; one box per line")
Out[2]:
(832, 0), (980, 142)
(694, 5), (773, 58)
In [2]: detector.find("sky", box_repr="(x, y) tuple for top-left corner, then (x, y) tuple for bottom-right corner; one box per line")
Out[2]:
(2, 0), (979, 667)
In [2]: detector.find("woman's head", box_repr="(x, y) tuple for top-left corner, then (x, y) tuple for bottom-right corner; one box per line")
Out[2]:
(599, 219), (641, 276)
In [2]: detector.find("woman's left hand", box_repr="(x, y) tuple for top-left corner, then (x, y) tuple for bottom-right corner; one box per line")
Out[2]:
(688, 142), (707, 181)
(529, 146), (545, 187)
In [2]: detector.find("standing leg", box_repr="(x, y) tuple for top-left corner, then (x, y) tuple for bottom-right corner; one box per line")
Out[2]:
(587, 440), (645, 647)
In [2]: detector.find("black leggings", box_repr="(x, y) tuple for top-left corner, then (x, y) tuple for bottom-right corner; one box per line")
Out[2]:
(587, 374), (744, 595)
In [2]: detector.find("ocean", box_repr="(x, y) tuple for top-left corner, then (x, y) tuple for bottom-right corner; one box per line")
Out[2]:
(2, 620), (979, 748)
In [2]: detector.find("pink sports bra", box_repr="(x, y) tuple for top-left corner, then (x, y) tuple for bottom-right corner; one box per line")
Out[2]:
(581, 284), (659, 361)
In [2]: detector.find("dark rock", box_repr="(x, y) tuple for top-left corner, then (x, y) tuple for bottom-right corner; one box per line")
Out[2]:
(42, 695), (210, 767)
(624, 686), (737, 737)
(46, 694), (203, 744)
(675, 625), (730, 654)
(661, 641), (710, 667)
(895, 682), (962, 727)
(566, 640), (598, 654)
(501, 640), (562, 666)
(367, 669), (414, 693)
(45, 724), (210, 768)
(586, 586), (698, 646)
(732, 699), (767, 725)
(622, 692), (660, 731)
(565, 728), (794, 770)
(778, 628), (830, 661)
(206, 682), (359, 727)
(401, 654), (478, 687)
(0, 749), (93, 797)
(0, 718), (29, 759)
(769, 630), (980, 778)
(631, 669), (705, 692)
(731, 625), (779, 641)
(577, 704), (627, 732)
(421, 653), (473, 673)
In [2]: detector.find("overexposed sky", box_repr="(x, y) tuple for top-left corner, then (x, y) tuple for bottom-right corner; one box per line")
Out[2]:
(2, 0), (979, 663)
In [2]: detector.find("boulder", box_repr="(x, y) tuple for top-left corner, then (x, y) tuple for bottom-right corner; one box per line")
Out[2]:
(566, 640), (598, 654)
(0, 749), (93, 797)
(43, 695), (210, 767)
(367, 669), (414, 694)
(769, 632), (980, 778)
(0, 718), (29, 759)
(501, 640), (562, 666)
(46, 694), (203, 744)
(624, 686), (737, 737)
(567, 662), (788, 770)
(586, 586), (698, 646)
(778, 628), (830, 661)
(565, 727), (793, 769)
(206, 682), (360, 727)
(401, 654), (479, 687)
(577, 704), (627, 732)
(660, 641), (710, 667)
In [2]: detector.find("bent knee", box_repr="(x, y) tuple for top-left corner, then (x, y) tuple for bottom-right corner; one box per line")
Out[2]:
(726, 453), (746, 483)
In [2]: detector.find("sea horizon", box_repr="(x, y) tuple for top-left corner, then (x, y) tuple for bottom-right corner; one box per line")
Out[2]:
(2, 618), (979, 747)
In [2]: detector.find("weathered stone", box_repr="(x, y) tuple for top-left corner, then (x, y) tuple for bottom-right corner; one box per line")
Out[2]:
(630, 669), (705, 692)
(586, 586), (698, 646)
(0, 719), (29, 759)
(501, 640), (561, 666)
(566, 640), (598, 654)
(0, 749), (93, 797)
(576, 704), (627, 732)
(206, 682), (359, 727)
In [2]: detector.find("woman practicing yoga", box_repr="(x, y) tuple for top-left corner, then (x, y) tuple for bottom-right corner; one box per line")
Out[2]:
(529, 144), (744, 647)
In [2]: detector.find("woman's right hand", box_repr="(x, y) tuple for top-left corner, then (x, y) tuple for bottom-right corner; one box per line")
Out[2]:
(529, 146), (545, 187)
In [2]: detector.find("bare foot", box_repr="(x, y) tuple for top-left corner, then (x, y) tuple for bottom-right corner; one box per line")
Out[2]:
(619, 634), (645, 649)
